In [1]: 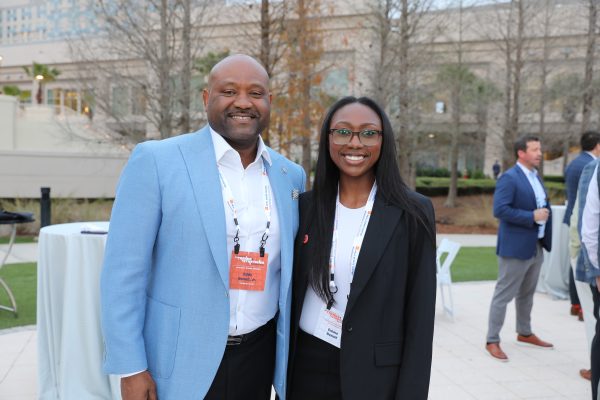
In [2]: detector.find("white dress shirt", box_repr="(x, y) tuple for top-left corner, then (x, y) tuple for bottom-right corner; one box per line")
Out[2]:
(517, 162), (546, 238)
(582, 165), (600, 269)
(299, 201), (364, 335)
(211, 128), (281, 336)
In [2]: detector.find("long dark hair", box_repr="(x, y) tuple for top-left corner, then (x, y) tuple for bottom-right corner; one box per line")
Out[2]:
(308, 96), (434, 303)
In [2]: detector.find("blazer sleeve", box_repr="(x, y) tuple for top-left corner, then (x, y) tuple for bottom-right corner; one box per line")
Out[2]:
(493, 173), (536, 227)
(100, 143), (162, 374)
(395, 198), (437, 400)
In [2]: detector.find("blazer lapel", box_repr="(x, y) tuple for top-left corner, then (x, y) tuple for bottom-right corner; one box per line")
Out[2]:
(265, 156), (293, 304)
(345, 196), (403, 316)
(178, 127), (229, 290)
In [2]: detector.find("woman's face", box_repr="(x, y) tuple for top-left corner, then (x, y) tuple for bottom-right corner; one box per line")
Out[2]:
(328, 102), (382, 181)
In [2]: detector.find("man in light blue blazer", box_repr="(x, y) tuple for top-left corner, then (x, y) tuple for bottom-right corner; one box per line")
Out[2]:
(101, 54), (305, 399)
(485, 135), (553, 362)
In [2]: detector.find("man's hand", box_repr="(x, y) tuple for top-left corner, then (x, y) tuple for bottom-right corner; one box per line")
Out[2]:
(533, 208), (550, 223)
(121, 371), (157, 400)
(596, 277), (600, 293)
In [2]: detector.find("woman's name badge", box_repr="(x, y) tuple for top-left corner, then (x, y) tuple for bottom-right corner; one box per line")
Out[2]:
(314, 304), (343, 348)
(229, 251), (268, 291)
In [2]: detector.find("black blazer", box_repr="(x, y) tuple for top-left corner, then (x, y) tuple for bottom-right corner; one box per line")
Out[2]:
(287, 191), (437, 400)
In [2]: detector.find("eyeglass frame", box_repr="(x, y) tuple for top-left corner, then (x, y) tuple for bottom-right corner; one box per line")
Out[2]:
(328, 128), (382, 146)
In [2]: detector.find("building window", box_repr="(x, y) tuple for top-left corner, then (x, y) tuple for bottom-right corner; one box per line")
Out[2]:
(111, 86), (128, 117)
(435, 101), (446, 114)
(131, 86), (146, 116)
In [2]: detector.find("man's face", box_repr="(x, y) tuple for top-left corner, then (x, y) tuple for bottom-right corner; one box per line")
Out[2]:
(203, 57), (271, 149)
(518, 140), (542, 169)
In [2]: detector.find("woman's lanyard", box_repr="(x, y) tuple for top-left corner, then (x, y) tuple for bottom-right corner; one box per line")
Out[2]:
(327, 182), (377, 309)
(218, 163), (272, 257)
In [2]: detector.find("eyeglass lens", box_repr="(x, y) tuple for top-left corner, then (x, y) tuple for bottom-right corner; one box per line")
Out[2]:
(330, 129), (381, 145)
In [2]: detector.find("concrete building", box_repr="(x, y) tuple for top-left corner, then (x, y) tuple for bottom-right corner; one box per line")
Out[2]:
(0, 0), (594, 197)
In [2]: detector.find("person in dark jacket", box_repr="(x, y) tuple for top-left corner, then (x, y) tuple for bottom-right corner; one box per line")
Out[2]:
(564, 131), (600, 322)
(287, 96), (436, 400)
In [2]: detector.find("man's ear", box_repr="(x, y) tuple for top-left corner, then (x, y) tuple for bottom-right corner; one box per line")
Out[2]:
(202, 89), (209, 109)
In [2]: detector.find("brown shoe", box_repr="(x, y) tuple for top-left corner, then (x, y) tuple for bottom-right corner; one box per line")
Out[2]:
(485, 342), (509, 362)
(516, 334), (554, 349)
(580, 369), (592, 380)
(571, 304), (582, 316)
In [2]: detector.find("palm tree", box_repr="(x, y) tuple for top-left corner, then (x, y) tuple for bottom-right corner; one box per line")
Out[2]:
(23, 62), (61, 105)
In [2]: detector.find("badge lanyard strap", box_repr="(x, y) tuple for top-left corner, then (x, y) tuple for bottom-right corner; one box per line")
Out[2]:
(327, 182), (377, 309)
(218, 164), (272, 257)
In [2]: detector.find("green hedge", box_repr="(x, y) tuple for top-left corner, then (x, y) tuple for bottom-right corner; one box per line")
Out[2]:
(543, 175), (565, 183)
(415, 177), (566, 197)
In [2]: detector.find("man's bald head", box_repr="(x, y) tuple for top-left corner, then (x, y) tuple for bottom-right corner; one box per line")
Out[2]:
(207, 54), (269, 89)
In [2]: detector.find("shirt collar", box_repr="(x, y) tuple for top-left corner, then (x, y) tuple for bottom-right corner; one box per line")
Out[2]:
(210, 126), (272, 167)
(516, 161), (536, 177)
(586, 151), (598, 160)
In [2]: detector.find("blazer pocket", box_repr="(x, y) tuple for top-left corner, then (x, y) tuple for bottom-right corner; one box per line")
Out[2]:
(144, 296), (181, 379)
(374, 341), (403, 367)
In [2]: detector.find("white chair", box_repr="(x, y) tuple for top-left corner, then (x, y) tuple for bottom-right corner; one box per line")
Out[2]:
(436, 238), (461, 319)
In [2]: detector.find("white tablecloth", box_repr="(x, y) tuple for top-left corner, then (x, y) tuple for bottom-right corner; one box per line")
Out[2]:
(37, 222), (121, 400)
(537, 205), (570, 300)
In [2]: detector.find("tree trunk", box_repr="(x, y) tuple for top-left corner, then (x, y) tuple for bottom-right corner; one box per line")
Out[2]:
(581, 0), (597, 134)
(298, 0), (312, 189)
(502, 37), (513, 170)
(445, 86), (460, 208)
(260, 0), (272, 146)
(397, 0), (412, 187)
(509, 0), (524, 159)
(158, 0), (172, 139)
(180, 0), (192, 134)
(537, 0), (552, 178)
(36, 84), (43, 105)
(445, 2), (463, 208)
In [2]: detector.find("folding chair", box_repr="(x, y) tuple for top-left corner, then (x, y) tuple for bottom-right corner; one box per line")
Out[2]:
(436, 238), (461, 319)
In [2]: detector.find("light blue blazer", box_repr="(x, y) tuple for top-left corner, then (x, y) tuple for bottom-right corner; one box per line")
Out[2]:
(100, 126), (305, 399)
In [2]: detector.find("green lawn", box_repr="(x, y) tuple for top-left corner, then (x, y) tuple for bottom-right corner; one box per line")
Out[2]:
(451, 247), (498, 282)
(0, 236), (36, 245)
(0, 263), (36, 329)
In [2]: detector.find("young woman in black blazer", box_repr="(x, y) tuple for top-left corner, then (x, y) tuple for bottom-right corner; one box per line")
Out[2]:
(287, 96), (437, 400)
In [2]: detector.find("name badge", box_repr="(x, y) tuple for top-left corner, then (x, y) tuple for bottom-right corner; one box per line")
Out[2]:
(229, 251), (268, 291)
(314, 304), (343, 348)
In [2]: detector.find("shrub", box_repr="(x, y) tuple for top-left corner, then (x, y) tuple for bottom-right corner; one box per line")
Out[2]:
(543, 175), (565, 183)
(416, 167), (451, 177)
(0, 198), (114, 236)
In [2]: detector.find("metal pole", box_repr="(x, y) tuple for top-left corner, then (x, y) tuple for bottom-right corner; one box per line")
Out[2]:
(41, 187), (51, 228)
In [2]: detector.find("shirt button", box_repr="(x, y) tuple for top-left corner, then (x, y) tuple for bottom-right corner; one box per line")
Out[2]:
(346, 326), (353, 332)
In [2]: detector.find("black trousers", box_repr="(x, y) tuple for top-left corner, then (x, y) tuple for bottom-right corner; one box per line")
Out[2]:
(570, 268), (581, 306)
(205, 319), (276, 400)
(591, 285), (600, 400)
(289, 329), (342, 400)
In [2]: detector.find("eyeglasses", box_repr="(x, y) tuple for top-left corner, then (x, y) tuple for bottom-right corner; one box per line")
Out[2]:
(329, 128), (382, 146)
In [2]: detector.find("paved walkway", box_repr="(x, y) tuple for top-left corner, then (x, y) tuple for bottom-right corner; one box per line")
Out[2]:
(0, 243), (37, 265)
(0, 281), (591, 399)
(3, 237), (594, 399)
